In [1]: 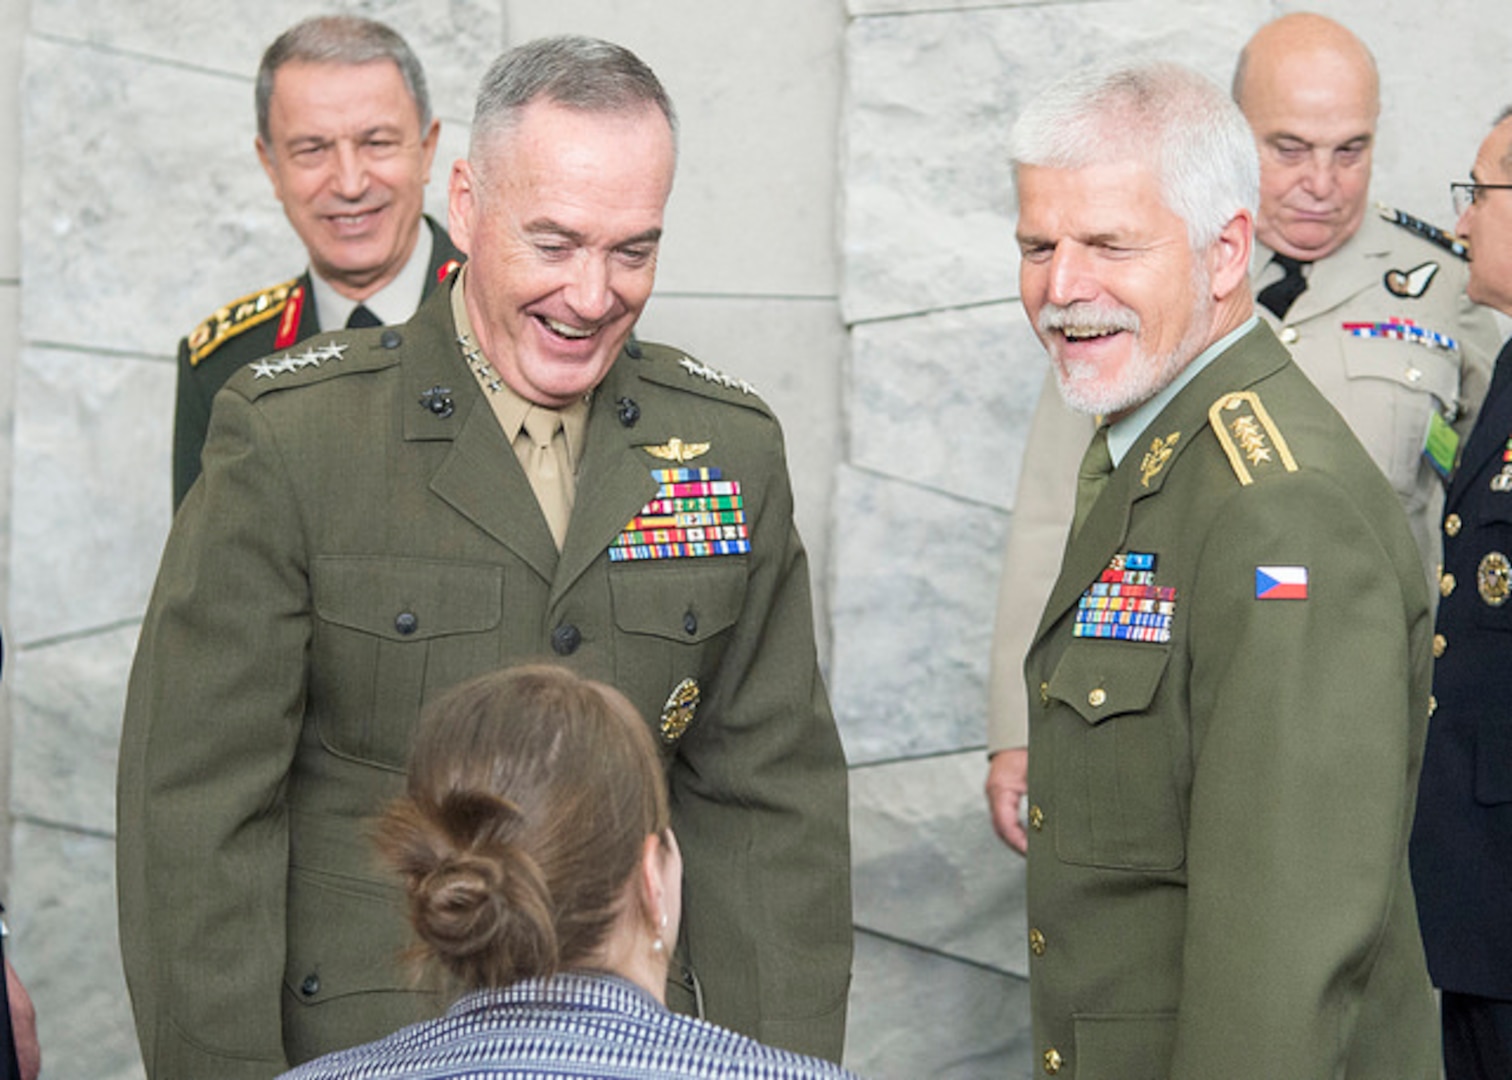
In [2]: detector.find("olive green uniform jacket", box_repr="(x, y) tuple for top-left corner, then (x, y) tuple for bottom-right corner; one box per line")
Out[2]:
(118, 280), (853, 1078)
(1024, 323), (1437, 1079)
(990, 208), (1497, 752)
(172, 216), (463, 508)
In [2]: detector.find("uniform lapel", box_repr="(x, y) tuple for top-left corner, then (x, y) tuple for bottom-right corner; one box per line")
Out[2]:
(550, 360), (662, 604)
(1277, 213), (1389, 324)
(399, 285), (561, 583)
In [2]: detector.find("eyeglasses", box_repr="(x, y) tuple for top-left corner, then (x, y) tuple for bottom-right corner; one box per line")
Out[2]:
(1452, 181), (1512, 217)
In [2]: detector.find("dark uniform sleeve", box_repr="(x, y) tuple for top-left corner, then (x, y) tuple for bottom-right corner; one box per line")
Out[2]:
(118, 388), (310, 1077)
(1169, 472), (1433, 1078)
(664, 418), (853, 1062)
(171, 336), (216, 510)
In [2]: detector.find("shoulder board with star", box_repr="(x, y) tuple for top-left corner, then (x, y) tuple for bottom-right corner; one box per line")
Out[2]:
(1209, 390), (1300, 486)
(631, 341), (774, 417)
(233, 334), (398, 401)
(184, 278), (301, 366)
(1377, 203), (1469, 261)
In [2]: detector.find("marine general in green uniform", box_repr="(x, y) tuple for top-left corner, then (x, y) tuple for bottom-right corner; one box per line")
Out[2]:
(1009, 63), (1436, 1078)
(171, 16), (463, 508)
(118, 37), (851, 1079)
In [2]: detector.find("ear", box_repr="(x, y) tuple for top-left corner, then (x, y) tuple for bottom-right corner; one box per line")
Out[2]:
(636, 833), (666, 929)
(447, 159), (477, 257)
(256, 137), (282, 201)
(1208, 208), (1254, 302)
(418, 118), (441, 184)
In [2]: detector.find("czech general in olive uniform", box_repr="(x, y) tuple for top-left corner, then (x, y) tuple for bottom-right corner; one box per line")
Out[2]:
(117, 38), (850, 1079)
(1011, 64), (1436, 1079)
(986, 14), (1495, 850)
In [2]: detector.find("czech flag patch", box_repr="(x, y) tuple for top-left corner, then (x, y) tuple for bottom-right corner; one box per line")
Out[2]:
(1255, 565), (1308, 600)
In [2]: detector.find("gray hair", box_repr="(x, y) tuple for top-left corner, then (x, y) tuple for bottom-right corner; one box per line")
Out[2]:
(256, 15), (432, 146)
(1010, 63), (1259, 251)
(469, 35), (677, 162)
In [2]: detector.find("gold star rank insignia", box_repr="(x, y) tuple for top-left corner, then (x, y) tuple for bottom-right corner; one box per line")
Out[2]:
(644, 438), (711, 464)
(1210, 391), (1299, 485)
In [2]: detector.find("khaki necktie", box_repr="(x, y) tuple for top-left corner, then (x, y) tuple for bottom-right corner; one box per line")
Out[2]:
(518, 406), (573, 548)
(1072, 426), (1113, 539)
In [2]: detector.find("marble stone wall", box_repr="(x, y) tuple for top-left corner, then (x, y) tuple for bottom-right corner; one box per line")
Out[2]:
(5, 0), (1510, 1077)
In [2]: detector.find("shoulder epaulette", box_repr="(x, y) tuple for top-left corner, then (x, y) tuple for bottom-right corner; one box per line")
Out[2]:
(633, 342), (773, 415)
(1210, 391), (1300, 486)
(1377, 203), (1469, 261)
(184, 278), (301, 366)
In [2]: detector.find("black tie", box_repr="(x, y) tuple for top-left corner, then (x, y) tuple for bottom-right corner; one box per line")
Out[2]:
(345, 304), (381, 329)
(1257, 255), (1309, 319)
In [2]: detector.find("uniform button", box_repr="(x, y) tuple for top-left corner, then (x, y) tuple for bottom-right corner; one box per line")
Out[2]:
(1279, 326), (1299, 345)
(380, 329), (402, 349)
(1445, 514), (1463, 538)
(1433, 634), (1447, 658)
(1038, 681), (1050, 706)
(1029, 804), (1045, 831)
(1406, 366), (1423, 383)
(300, 974), (320, 997)
(1429, 695), (1438, 718)
(394, 611), (419, 636)
(1440, 572), (1456, 598)
(1088, 687), (1107, 708)
(683, 611), (698, 636)
(551, 623), (582, 655)
(1043, 1048), (1064, 1075)
(1029, 928), (1046, 956)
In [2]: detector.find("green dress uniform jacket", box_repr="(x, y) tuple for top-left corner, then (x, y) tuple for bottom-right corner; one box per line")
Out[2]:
(118, 280), (853, 1078)
(1023, 322), (1437, 1079)
(989, 207), (1497, 753)
(171, 215), (463, 508)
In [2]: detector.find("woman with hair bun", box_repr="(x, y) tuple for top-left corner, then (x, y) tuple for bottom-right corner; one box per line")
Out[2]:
(279, 664), (863, 1080)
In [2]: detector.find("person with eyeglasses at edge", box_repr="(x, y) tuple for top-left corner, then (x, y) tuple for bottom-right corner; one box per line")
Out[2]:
(1411, 108), (1512, 1080)
(170, 15), (463, 509)
(986, 12), (1500, 856)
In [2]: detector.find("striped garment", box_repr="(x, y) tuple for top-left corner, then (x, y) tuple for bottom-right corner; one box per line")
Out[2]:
(278, 971), (865, 1080)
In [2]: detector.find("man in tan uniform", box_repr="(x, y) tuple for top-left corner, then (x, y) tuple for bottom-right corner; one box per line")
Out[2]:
(1013, 61), (1436, 1078)
(987, 13), (1497, 850)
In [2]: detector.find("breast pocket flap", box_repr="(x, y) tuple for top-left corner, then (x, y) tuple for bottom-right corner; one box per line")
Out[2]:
(1048, 641), (1171, 725)
(312, 556), (502, 641)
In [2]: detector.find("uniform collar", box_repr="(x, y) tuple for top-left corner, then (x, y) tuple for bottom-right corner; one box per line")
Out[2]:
(309, 218), (434, 332)
(1108, 316), (1259, 466)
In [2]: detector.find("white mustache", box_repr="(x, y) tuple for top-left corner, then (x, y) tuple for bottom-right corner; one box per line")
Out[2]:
(1038, 303), (1140, 338)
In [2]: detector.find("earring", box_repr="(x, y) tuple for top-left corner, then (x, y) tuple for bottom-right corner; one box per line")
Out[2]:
(651, 912), (669, 954)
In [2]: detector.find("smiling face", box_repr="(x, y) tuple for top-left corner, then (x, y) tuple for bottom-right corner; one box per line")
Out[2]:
(1016, 157), (1219, 419)
(1458, 117), (1512, 315)
(257, 59), (439, 300)
(448, 100), (675, 408)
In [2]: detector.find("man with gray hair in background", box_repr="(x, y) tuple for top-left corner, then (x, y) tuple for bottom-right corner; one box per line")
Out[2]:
(171, 14), (462, 507)
(119, 35), (850, 1078)
(1009, 62), (1437, 1077)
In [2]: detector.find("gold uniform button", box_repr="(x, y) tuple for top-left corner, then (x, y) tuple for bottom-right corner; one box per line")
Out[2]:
(1029, 804), (1045, 831)
(1440, 572), (1456, 598)
(1279, 326), (1299, 345)
(1446, 514), (1462, 538)
(1044, 1048), (1064, 1075)
(1029, 928), (1046, 956)
(1088, 687), (1107, 708)
(1433, 634), (1447, 658)
(1429, 695), (1438, 718)
(1039, 680), (1050, 706)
